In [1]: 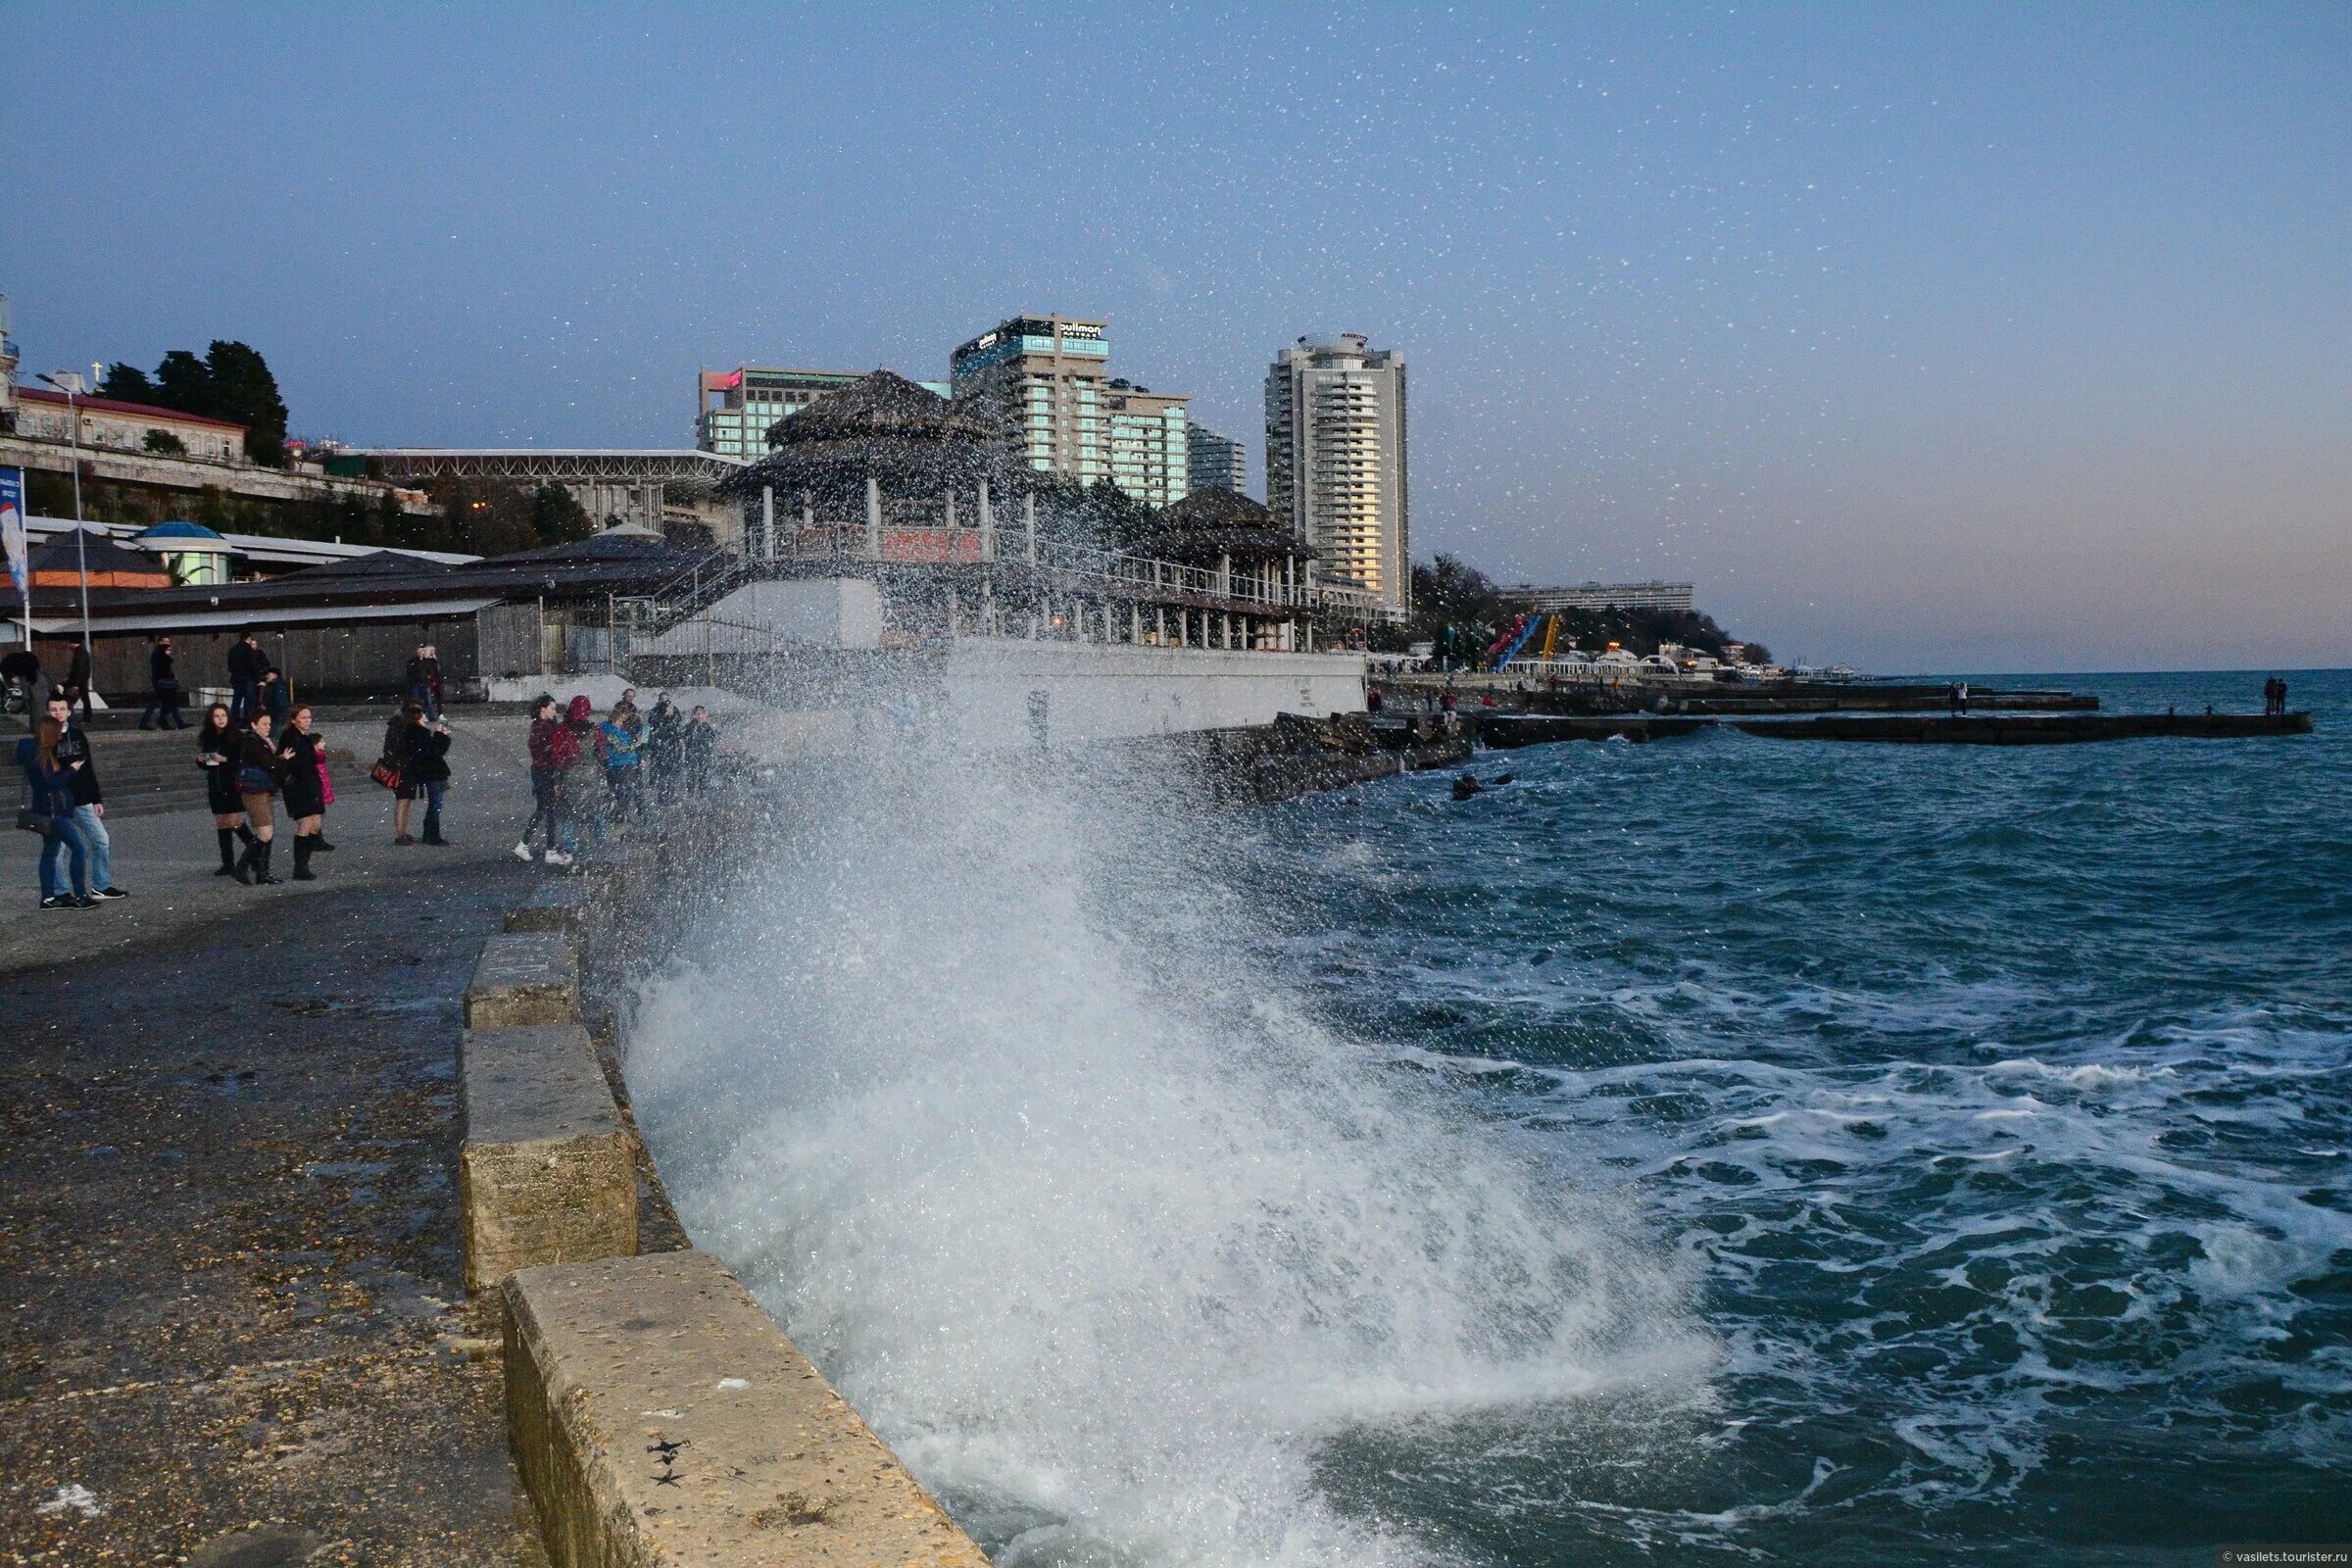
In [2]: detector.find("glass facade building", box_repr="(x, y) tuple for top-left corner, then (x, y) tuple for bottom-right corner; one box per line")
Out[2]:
(949, 315), (1189, 506)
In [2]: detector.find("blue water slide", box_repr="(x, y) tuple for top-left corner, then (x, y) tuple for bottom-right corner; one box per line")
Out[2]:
(1494, 613), (1546, 668)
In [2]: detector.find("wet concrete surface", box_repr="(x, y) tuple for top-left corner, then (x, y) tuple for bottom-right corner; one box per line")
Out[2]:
(0, 852), (551, 1567)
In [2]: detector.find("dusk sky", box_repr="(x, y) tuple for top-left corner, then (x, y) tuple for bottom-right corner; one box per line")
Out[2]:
(4, 4), (2343, 672)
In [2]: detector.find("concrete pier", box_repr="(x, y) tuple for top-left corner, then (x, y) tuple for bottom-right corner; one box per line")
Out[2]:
(1734, 711), (2314, 745)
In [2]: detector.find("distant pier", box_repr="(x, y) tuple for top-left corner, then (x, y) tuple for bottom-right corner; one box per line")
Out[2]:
(1733, 711), (2313, 745)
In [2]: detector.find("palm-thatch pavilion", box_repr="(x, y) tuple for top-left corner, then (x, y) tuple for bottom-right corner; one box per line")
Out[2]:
(1132, 487), (1316, 651)
(713, 372), (1319, 651)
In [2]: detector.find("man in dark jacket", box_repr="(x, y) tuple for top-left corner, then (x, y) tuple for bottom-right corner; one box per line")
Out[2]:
(138, 636), (186, 729)
(226, 631), (265, 724)
(65, 643), (95, 722)
(45, 693), (126, 900)
(259, 665), (292, 727)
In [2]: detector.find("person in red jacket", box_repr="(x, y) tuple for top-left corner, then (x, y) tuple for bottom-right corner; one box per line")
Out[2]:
(515, 694), (570, 864)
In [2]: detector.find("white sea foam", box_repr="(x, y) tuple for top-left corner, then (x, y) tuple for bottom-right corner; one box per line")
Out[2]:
(627, 744), (1712, 1567)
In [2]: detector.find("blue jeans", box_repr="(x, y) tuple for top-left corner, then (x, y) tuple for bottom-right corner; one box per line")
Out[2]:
(230, 681), (258, 724)
(410, 681), (441, 721)
(38, 812), (91, 900)
(417, 777), (446, 829)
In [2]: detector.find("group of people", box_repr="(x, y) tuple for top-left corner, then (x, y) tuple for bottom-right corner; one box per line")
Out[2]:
(2262, 676), (2292, 715)
(514, 687), (722, 866)
(17, 640), (737, 902)
(197, 700), (338, 886)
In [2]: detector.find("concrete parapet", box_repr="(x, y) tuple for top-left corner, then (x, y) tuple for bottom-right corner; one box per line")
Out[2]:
(466, 933), (582, 1028)
(460, 1025), (638, 1292)
(503, 1250), (991, 1568)
(507, 877), (594, 937)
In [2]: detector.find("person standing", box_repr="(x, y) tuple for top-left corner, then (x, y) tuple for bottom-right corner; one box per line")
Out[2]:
(196, 703), (257, 880)
(138, 636), (187, 729)
(65, 643), (96, 723)
(46, 693), (126, 901)
(259, 664), (292, 729)
(406, 644), (444, 721)
(645, 692), (684, 807)
(556, 695), (605, 857)
(276, 705), (330, 881)
(516, 694), (565, 863)
(683, 706), (718, 797)
(234, 710), (284, 884)
(17, 717), (96, 908)
(599, 702), (644, 822)
(390, 702), (454, 846)
(226, 631), (265, 724)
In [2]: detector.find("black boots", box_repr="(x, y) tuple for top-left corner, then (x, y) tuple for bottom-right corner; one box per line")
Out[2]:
(216, 828), (240, 877)
(292, 834), (318, 881)
(421, 814), (449, 847)
(238, 838), (280, 886)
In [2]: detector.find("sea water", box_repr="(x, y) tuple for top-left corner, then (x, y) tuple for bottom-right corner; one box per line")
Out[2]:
(626, 668), (2351, 1566)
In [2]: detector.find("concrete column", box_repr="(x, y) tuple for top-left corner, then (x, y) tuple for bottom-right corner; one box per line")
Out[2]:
(1024, 493), (1038, 565)
(945, 487), (957, 556)
(1219, 552), (1232, 599)
(760, 485), (774, 560)
(981, 575), (995, 636)
(865, 473), (883, 559)
(1131, 602), (1142, 644)
(946, 580), (959, 637)
(1155, 607), (1166, 646)
(980, 479), (995, 562)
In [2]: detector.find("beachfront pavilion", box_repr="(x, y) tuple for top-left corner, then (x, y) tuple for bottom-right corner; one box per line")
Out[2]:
(715, 371), (1316, 651)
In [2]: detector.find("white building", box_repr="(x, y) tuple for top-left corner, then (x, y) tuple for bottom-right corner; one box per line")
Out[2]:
(1264, 333), (1409, 617)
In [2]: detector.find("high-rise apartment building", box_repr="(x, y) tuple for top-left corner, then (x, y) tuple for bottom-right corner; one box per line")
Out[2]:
(1102, 379), (1189, 508)
(1185, 418), (1247, 495)
(1264, 333), (1409, 613)
(949, 315), (1190, 507)
(698, 366), (948, 458)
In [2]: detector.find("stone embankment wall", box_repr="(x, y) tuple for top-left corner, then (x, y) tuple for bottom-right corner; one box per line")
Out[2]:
(455, 716), (1457, 1564)
(458, 820), (996, 1568)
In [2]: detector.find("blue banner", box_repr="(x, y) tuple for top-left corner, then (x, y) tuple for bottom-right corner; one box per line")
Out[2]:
(0, 467), (25, 598)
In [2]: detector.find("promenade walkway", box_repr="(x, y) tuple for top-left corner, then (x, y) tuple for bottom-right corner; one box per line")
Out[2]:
(1, 720), (550, 1566)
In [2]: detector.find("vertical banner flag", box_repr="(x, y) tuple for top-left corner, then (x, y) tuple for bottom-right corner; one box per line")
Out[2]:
(0, 467), (26, 598)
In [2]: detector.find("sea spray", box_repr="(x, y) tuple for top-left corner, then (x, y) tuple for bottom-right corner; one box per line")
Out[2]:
(626, 736), (1714, 1566)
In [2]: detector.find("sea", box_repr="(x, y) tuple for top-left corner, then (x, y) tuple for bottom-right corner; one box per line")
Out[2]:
(627, 667), (2351, 1568)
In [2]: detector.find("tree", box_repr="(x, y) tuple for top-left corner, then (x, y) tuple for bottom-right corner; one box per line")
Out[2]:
(100, 364), (157, 402)
(529, 484), (593, 545)
(101, 341), (291, 467)
(143, 428), (187, 456)
(153, 350), (216, 416)
(203, 341), (289, 467)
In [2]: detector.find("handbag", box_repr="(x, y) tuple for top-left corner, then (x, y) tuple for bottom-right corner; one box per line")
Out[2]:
(16, 806), (51, 835)
(236, 763), (274, 795)
(370, 755), (405, 791)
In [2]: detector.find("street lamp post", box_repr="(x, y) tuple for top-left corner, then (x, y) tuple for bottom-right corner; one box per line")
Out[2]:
(35, 370), (91, 658)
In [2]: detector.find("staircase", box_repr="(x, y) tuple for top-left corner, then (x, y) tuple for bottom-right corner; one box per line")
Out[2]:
(19, 719), (369, 820)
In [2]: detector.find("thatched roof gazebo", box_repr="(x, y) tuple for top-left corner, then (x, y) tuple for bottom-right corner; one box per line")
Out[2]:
(1135, 487), (1312, 567)
(716, 370), (1043, 563)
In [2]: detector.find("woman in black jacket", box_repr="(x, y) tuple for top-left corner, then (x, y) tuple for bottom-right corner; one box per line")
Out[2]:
(276, 705), (329, 881)
(390, 702), (455, 847)
(196, 703), (258, 881)
(235, 711), (285, 885)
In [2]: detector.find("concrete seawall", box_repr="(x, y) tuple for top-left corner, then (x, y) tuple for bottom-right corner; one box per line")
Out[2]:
(459, 710), (1460, 1564)
(460, 819), (999, 1568)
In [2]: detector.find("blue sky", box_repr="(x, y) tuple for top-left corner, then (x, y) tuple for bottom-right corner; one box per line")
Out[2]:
(3, 3), (2344, 670)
